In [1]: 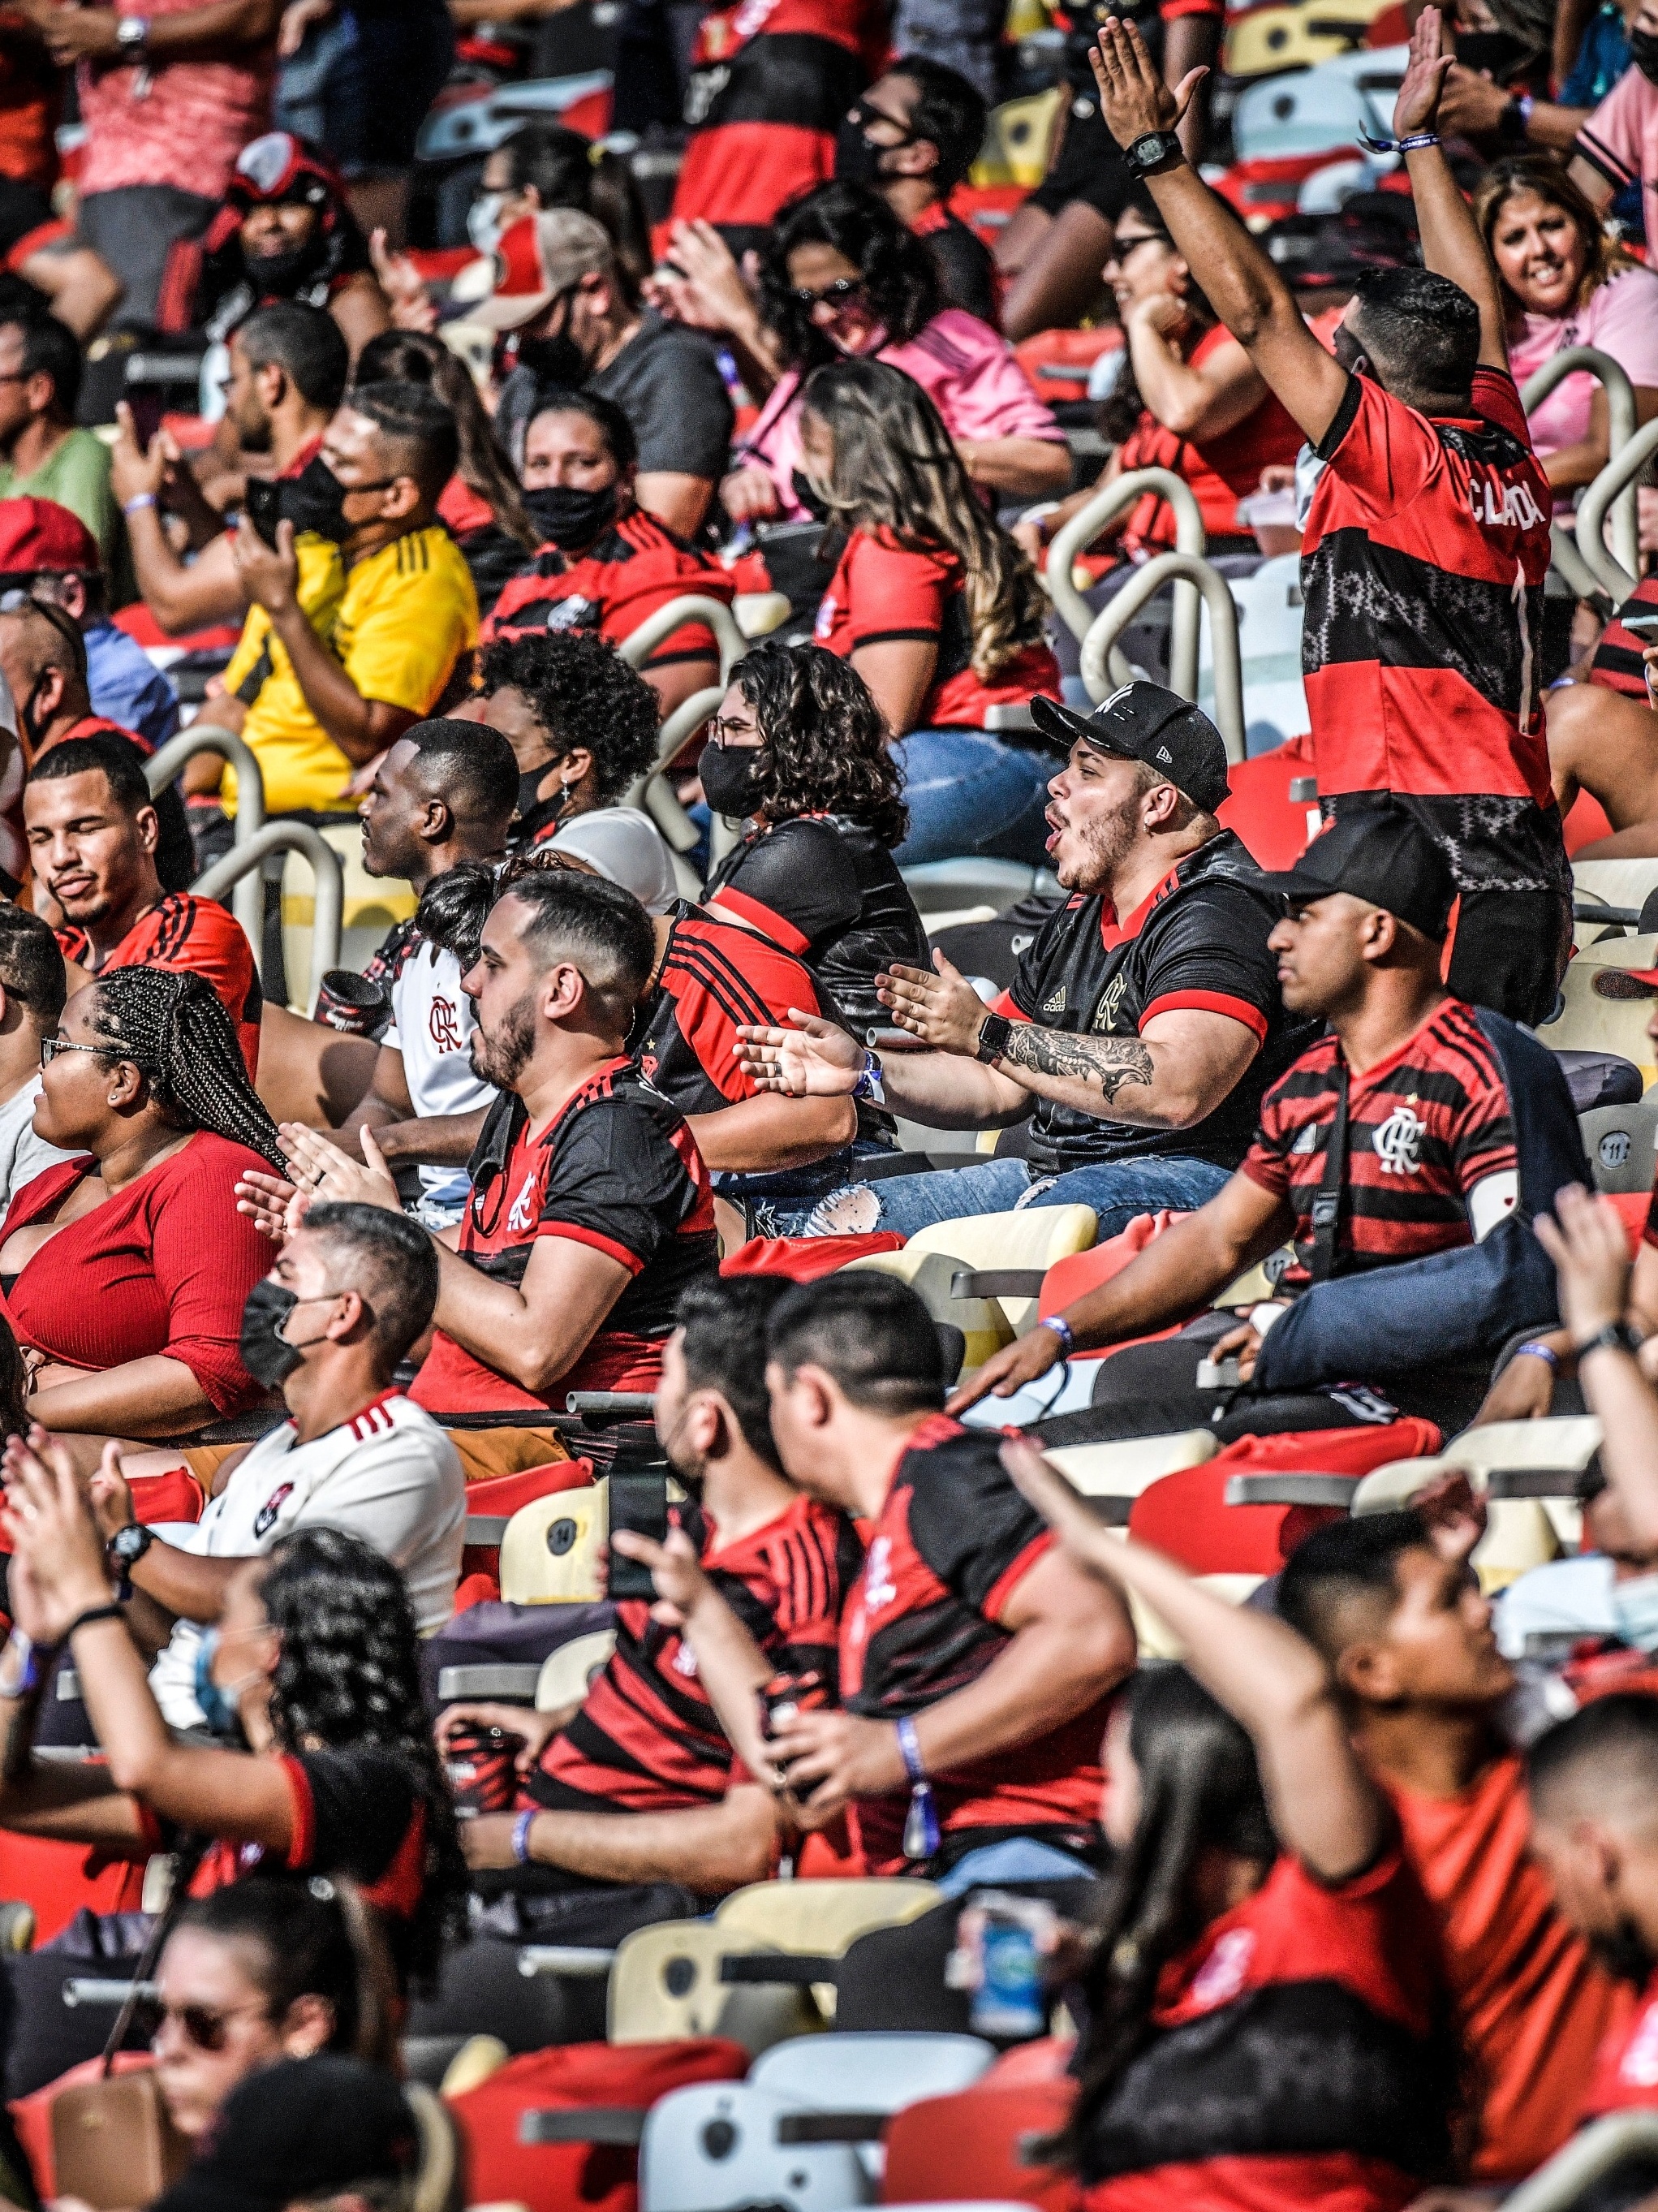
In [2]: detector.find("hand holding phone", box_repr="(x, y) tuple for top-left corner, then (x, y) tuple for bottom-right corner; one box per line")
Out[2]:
(605, 1472), (670, 1602)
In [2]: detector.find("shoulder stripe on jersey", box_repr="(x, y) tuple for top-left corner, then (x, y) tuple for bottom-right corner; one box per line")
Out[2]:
(665, 938), (782, 1032)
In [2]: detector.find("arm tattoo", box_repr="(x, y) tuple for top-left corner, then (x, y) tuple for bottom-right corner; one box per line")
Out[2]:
(999, 1024), (1156, 1103)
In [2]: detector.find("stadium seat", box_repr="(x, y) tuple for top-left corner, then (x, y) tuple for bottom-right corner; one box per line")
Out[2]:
(1539, 934), (1658, 1084)
(461, 1459), (595, 1589)
(1582, 1101), (1658, 1193)
(715, 1880), (942, 1956)
(880, 2081), (1078, 2211)
(499, 1483), (609, 1605)
(607, 1921), (823, 2052)
(900, 860), (1053, 918)
(639, 2081), (872, 2212)
(843, 1208), (1098, 1372)
(750, 2033), (994, 2115)
(280, 822), (416, 1015)
(1042, 1430), (1219, 1519)
(535, 1629), (618, 1711)
(1219, 731), (1320, 871)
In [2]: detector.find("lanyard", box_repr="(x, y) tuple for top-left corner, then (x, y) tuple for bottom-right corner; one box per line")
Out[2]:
(1307, 1063), (1350, 1286)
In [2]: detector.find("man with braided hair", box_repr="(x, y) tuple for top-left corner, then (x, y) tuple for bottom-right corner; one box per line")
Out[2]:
(24, 735), (262, 1076)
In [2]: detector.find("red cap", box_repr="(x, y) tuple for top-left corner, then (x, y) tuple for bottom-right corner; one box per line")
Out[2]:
(1591, 967), (1658, 998)
(0, 498), (100, 577)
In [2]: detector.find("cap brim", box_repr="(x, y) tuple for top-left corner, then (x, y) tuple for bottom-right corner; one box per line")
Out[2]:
(1028, 694), (1119, 754)
(463, 286), (553, 332)
(1591, 966), (1658, 999)
(1250, 864), (1322, 905)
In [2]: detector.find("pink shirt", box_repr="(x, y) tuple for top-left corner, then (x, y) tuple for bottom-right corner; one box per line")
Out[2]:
(1575, 68), (1658, 269)
(741, 307), (1064, 519)
(1509, 262), (1658, 468)
(78, 0), (274, 200)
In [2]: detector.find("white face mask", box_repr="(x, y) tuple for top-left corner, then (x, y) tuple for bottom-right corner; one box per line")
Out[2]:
(467, 191), (510, 255)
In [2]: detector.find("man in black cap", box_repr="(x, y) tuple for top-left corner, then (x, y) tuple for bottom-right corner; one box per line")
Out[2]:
(952, 802), (1587, 1440)
(739, 680), (1311, 1241)
(152, 2056), (424, 2212)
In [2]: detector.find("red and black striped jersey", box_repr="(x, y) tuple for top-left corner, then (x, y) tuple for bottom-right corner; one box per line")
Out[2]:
(1079, 1848), (1449, 2210)
(55, 890), (263, 1078)
(411, 1059), (717, 1422)
(530, 1492), (860, 1816)
(635, 900), (823, 1119)
(839, 1416), (1109, 1876)
(1301, 368), (1565, 895)
(482, 508), (735, 668)
(1591, 575), (1658, 700)
(1241, 998), (1519, 1289)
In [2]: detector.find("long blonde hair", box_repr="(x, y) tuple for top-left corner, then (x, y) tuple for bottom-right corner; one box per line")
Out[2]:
(1475, 153), (1637, 317)
(799, 358), (1049, 683)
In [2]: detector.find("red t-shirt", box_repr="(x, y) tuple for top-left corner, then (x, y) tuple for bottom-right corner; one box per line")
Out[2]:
(483, 508), (735, 667)
(1387, 1756), (1628, 2180)
(813, 528), (1062, 730)
(0, 1131), (275, 1416)
(1117, 326), (1303, 550)
(1583, 1964), (1658, 2120)
(54, 891), (262, 1079)
(1080, 1849), (1447, 2212)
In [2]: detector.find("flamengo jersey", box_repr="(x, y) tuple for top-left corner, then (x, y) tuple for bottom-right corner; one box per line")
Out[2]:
(1300, 367), (1565, 895)
(840, 1416), (1109, 1875)
(532, 1493), (859, 1815)
(411, 1059), (718, 1423)
(383, 931), (491, 1214)
(484, 509), (736, 667)
(635, 900), (824, 1120)
(56, 890), (263, 1077)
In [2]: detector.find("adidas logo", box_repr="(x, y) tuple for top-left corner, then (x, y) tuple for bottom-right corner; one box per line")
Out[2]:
(1042, 988), (1066, 1013)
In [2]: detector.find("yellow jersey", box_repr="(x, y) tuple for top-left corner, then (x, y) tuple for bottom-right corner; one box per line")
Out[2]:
(222, 524), (479, 816)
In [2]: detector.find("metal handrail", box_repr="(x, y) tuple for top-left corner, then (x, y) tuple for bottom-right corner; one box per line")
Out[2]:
(618, 593), (747, 684)
(1044, 468), (1208, 699)
(1501, 2108), (1658, 2212)
(1578, 412), (1658, 603)
(192, 821), (343, 1016)
(1520, 345), (1639, 584)
(1548, 520), (1604, 607)
(144, 727), (266, 943)
(1080, 551), (1246, 761)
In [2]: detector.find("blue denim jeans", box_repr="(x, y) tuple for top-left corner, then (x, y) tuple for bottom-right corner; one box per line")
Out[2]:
(891, 730), (1057, 868)
(802, 1152), (1234, 1240)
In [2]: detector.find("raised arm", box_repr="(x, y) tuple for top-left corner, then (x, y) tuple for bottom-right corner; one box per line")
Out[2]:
(1395, 6), (1509, 369)
(1002, 1436), (1385, 1881)
(1088, 15), (1350, 445)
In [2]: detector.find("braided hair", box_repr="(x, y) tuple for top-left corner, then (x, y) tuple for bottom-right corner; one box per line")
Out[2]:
(259, 1526), (469, 1990)
(84, 967), (284, 1171)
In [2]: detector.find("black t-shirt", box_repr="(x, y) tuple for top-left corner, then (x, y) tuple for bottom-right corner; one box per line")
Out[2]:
(0, 176), (54, 262)
(496, 313), (735, 485)
(997, 830), (1311, 1173)
(918, 209), (1000, 328)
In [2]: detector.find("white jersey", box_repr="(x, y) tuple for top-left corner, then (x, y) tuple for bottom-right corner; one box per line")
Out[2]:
(384, 936), (493, 1215)
(150, 1391), (465, 1731)
(0, 1076), (76, 1214)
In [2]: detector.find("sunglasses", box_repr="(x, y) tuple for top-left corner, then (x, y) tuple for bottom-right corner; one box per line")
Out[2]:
(134, 1994), (270, 2053)
(792, 276), (865, 312)
(39, 1036), (113, 1068)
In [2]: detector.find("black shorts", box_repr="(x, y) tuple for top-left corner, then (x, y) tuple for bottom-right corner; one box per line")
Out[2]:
(1027, 91), (1137, 222)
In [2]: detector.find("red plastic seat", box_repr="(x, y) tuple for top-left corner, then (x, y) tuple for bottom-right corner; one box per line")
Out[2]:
(1219, 732), (1319, 871)
(722, 1231), (906, 1281)
(1038, 1209), (1191, 1355)
(0, 1464), (202, 1559)
(881, 2080), (1079, 2210)
(0, 1831), (146, 1947)
(11, 2050), (155, 2196)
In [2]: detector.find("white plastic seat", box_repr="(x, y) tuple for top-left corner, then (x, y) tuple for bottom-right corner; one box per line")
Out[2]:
(1582, 1101), (1658, 1193)
(1135, 1572), (1266, 1659)
(498, 1483), (607, 1606)
(1539, 934), (1658, 1083)
(1044, 1430), (1218, 1503)
(748, 2033), (994, 2114)
(639, 2082), (872, 2212)
(533, 1630), (616, 1712)
(842, 1205), (1097, 1367)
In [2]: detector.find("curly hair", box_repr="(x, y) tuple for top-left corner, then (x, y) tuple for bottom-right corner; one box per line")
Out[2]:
(757, 181), (940, 373)
(733, 640), (907, 848)
(799, 358), (1049, 683)
(258, 1526), (468, 1990)
(477, 631), (659, 804)
(1475, 153), (1637, 319)
(84, 967), (284, 1171)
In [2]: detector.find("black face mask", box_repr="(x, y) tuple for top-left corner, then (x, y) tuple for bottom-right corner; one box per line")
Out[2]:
(281, 453), (351, 542)
(515, 761), (575, 844)
(515, 331), (588, 388)
(1453, 28), (1531, 80)
(1632, 24), (1658, 80)
(834, 104), (909, 188)
(244, 226), (327, 300)
(19, 673), (50, 756)
(523, 481), (618, 550)
(700, 739), (769, 821)
(239, 1278), (332, 1391)
(790, 468), (832, 524)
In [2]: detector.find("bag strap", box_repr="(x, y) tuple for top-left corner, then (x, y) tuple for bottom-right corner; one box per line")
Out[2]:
(1307, 1061), (1350, 1287)
(101, 1838), (208, 2076)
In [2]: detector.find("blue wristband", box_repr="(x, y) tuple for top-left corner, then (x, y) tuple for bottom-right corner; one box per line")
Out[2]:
(1518, 1340), (1560, 1373)
(852, 1049), (885, 1105)
(511, 1808), (536, 1865)
(895, 1714), (926, 1783)
(1040, 1315), (1074, 1356)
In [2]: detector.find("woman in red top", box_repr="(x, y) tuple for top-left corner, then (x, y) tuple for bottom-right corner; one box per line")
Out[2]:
(799, 357), (1062, 865)
(1001, 1440), (1450, 2212)
(1, 966), (283, 1449)
(484, 389), (735, 721)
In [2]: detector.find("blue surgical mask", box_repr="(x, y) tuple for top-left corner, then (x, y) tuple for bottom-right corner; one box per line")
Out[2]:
(467, 191), (510, 255)
(193, 1628), (248, 1742)
(1613, 1572), (1658, 1653)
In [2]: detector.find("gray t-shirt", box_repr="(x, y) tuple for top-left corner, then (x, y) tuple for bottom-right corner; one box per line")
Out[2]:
(0, 1076), (75, 1215)
(499, 311), (734, 486)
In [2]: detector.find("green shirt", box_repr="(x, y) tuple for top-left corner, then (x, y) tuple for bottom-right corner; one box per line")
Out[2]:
(0, 429), (134, 605)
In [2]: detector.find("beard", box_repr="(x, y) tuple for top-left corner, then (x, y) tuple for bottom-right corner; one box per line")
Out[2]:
(469, 987), (536, 1089)
(1588, 1914), (1656, 1986)
(1062, 796), (1143, 891)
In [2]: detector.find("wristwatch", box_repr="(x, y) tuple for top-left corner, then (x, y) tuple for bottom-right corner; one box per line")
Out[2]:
(1124, 129), (1183, 177)
(1574, 1319), (1645, 1362)
(115, 15), (150, 58)
(975, 1011), (1014, 1063)
(107, 1521), (153, 1601)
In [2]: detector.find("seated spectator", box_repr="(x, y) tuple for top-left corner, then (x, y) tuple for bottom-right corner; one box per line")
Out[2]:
(147, 2055), (430, 2212)
(953, 804), (1586, 1441)
(0, 305), (127, 586)
(1570, 2), (1658, 248)
(247, 871), (720, 1481)
(0, 497), (179, 749)
(110, 302), (351, 638)
(743, 684), (1307, 1242)
(110, 1198), (463, 1727)
(1479, 156), (1658, 499)
(475, 209), (734, 541)
(1548, 626), (1658, 851)
(990, 1438), (1449, 2211)
(0, 905), (73, 1214)
(1438, 0), (1630, 157)
(441, 1274), (857, 1904)
(195, 132), (391, 358)
(625, 1273), (1136, 1882)
(1497, 1461), (1658, 1658)
(833, 57), (998, 326)
(355, 329), (538, 617)
(484, 388), (736, 720)
(0, 192), (123, 343)
(692, 181), (1066, 523)
(1277, 1506), (1626, 2183)
(210, 381), (479, 823)
(0, 1494), (466, 1994)
(25, 735), (261, 1069)
(796, 357), (1062, 865)
(2, 967), (284, 1445)
(1014, 184), (1303, 588)
(468, 630), (661, 857)
(460, 121), (653, 292)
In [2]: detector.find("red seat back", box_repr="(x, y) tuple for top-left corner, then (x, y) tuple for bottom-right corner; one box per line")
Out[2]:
(0, 1831), (146, 1947)
(0, 1464), (202, 1559)
(1039, 1210), (1191, 1347)
(1219, 731), (1319, 870)
(722, 1232), (906, 1281)
(881, 2080), (1078, 2210)
(11, 2051), (154, 2196)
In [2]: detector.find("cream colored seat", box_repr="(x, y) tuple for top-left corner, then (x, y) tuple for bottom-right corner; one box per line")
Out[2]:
(734, 591), (790, 639)
(714, 1878), (940, 1954)
(1538, 933), (1658, 1084)
(534, 1629), (618, 1711)
(1134, 1573), (1267, 1659)
(842, 1205), (1097, 1371)
(280, 821), (416, 1013)
(1044, 1430), (1218, 1508)
(498, 1482), (608, 1605)
(608, 1921), (822, 2053)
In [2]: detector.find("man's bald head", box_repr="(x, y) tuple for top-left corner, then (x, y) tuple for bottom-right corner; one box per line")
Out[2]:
(1531, 1696), (1658, 1843)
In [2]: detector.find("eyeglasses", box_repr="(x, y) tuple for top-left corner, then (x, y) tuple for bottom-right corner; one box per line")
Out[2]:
(39, 1036), (114, 1069)
(792, 276), (865, 312)
(134, 1994), (272, 2054)
(1108, 232), (1169, 265)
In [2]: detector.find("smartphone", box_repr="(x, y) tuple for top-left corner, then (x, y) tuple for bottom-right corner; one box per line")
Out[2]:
(606, 1471), (670, 1601)
(124, 385), (166, 451)
(245, 477), (284, 550)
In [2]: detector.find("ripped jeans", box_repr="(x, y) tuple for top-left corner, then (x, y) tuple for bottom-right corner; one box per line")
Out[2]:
(800, 1153), (1233, 1241)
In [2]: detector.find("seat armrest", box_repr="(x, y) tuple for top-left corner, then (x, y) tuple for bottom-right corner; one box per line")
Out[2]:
(950, 1268), (1047, 1300)
(1223, 1474), (1363, 1507)
(519, 2107), (647, 2146)
(436, 1663), (540, 1702)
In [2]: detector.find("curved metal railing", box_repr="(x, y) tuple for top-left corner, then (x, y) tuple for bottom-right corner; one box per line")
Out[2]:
(1079, 551), (1247, 761)
(1520, 345), (1639, 591)
(1044, 468), (1208, 699)
(192, 821), (343, 1016)
(144, 726), (267, 943)
(1577, 412), (1658, 605)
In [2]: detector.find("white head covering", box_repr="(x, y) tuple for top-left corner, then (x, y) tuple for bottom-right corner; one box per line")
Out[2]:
(549, 807), (678, 914)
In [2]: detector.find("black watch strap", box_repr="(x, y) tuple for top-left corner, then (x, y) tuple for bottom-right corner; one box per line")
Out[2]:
(1574, 1320), (1644, 1361)
(1126, 129), (1183, 175)
(976, 1011), (1014, 1063)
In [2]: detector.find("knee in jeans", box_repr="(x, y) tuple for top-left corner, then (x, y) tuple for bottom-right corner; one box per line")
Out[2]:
(1013, 1175), (1058, 1209)
(806, 1184), (884, 1235)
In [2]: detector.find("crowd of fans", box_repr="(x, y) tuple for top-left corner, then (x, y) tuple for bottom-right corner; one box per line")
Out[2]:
(0, 0), (1657, 2204)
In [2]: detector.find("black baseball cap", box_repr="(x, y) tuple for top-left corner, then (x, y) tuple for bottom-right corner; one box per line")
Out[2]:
(1255, 803), (1457, 939)
(1030, 681), (1232, 817)
(153, 2057), (421, 2212)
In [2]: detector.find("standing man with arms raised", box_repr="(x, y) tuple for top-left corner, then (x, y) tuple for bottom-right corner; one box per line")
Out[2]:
(1085, 6), (1568, 1022)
